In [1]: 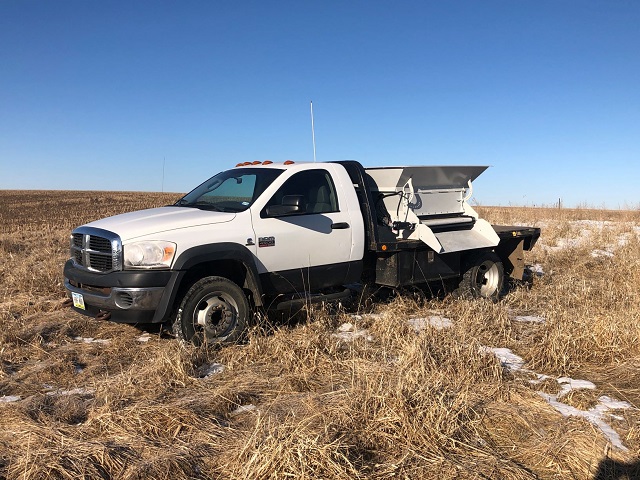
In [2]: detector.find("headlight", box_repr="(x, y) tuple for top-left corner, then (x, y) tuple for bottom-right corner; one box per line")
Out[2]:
(123, 241), (176, 269)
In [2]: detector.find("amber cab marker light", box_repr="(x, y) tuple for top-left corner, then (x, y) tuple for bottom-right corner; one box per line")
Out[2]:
(252, 160), (261, 165)
(235, 163), (243, 167)
(381, 245), (387, 251)
(283, 160), (295, 165)
(262, 160), (273, 165)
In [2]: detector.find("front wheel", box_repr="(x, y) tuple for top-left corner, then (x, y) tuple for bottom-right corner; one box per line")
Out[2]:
(173, 276), (249, 345)
(454, 252), (504, 300)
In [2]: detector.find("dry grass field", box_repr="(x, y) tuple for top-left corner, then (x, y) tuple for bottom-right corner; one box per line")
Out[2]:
(0, 190), (639, 479)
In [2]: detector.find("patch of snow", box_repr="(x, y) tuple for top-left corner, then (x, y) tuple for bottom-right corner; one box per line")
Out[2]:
(486, 347), (633, 451)
(538, 391), (632, 452)
(538, 392), (582, 417)
(488, 347), (527, 371)
(598, 395), (632, 411)
(230, 404), (257, 416)
(557, 377), (595, 398)
(408, 316), (452, 332)
(0, 395), (21, 403)
(529, 373), (552, 384)
(541, 223), (604, 252)
(407, 318), (426, 332)
(619, 228), (640, 246)
(555, 237), (583, 249)
(618, 234), (631, 247)
(513, 315), (546, 324)
(541, 220), (640, 256)
(528, 264), (545, 276)
(199, 363), (225, 378)
(74, 337), (111, 345)
(333, 323), (373, 342)
(350, 313), (382, 320)
(573, 220), (614, 228)
(590, 249), (614, 258)
(46, 387), (95, 397)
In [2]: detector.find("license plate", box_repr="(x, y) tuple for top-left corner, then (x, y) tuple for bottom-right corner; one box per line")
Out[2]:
(72, 292), (85, 310)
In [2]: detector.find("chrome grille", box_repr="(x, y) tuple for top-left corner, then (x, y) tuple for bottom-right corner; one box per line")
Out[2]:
(72, 233), (83, 248)
(88, 253), (113, 271)
(89, 236), (112, 253)
(70, 227), (122, 273)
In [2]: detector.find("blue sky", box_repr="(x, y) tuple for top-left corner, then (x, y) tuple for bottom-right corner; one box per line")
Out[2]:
(1, 1), (638, 207)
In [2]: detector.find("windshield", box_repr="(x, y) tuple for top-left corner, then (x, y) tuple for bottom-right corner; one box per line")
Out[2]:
(175, 168), (284, 212)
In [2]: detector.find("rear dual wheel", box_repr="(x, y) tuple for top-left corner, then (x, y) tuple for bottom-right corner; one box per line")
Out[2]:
(454, 252), (504, 300)
(173, 276), (249, 345)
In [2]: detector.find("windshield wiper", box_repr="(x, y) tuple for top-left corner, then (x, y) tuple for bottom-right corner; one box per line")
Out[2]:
(173, 199), (229, 212)
(190, 202), (226, 212)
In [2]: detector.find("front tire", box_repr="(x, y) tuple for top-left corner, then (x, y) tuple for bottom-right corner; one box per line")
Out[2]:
(173, 276), (249, 345)
(454, 252), (504, 300)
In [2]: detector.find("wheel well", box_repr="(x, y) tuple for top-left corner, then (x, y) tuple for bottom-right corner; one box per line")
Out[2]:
(174, 260), (259, 312)
(461, 248), (497, 269)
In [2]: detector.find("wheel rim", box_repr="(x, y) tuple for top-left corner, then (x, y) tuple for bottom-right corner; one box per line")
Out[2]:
(192, 292), (238, 341)
(476, 262), (500, 297)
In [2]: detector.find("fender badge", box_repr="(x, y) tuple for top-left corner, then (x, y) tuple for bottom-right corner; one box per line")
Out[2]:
(258, 236), (275, 247)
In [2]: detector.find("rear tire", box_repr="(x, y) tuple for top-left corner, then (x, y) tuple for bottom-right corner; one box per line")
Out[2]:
(454, 252), (504, 300)
(173, 276), (249, 345)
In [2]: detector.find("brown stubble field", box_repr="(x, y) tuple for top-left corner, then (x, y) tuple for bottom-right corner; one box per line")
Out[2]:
(0, 190), (639, 479)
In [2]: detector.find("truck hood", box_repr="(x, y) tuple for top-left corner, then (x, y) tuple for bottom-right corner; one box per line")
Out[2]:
(84, 206), (236, 241)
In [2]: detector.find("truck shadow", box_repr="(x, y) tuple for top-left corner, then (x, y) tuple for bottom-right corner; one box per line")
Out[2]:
(131, 322), (175, 339)
(501, 265), (539, 297)
(592, 458), (640, 480)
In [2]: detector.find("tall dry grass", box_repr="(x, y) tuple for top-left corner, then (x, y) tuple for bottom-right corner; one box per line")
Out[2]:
(0, 192), (638, 479)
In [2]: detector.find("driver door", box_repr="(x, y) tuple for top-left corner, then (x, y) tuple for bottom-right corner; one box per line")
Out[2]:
(250, 168), (355, 294)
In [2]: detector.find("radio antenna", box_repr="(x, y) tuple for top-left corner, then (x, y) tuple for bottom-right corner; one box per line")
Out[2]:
(161, 157), (166, 193)
(310, 100), (317, 162)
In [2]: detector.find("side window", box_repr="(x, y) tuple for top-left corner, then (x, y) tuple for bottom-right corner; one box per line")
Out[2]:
(264, 169), (339, 216)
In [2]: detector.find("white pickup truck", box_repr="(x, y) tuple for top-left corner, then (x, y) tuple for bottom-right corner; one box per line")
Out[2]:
(64, 160), (540, 344)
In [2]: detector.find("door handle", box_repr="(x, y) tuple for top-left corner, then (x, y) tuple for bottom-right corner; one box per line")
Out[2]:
(331, 222), (350, 230)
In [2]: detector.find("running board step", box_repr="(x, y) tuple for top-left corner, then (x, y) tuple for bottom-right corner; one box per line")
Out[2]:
(275, 288), (353, 310)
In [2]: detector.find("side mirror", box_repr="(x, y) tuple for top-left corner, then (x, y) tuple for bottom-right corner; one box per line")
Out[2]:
(265, 195), (306, 216)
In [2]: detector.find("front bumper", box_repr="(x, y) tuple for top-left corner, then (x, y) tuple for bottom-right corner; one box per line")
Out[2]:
(63, 259), (182, 323)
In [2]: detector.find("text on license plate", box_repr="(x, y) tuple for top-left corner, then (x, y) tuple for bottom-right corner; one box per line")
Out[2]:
(72, 292), (85, 310)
